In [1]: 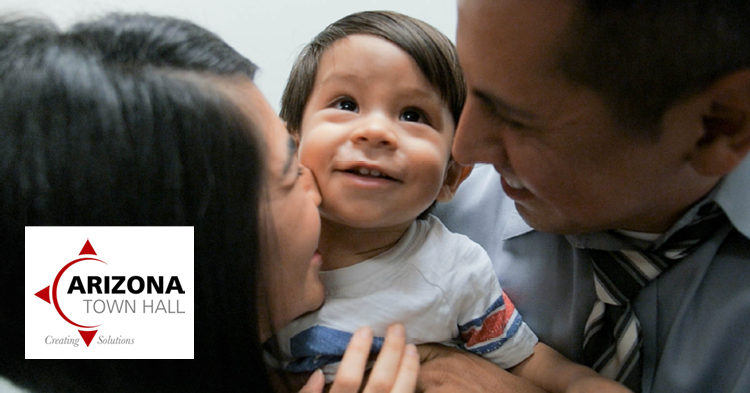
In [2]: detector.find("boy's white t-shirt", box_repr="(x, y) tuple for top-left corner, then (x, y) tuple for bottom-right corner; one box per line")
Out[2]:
(274, 215), (538, 380)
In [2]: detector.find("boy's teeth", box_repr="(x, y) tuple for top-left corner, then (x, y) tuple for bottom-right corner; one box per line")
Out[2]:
(355, 167), (384, 178)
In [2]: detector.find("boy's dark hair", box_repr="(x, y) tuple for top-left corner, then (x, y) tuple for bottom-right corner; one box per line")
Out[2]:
(558, 0), (750, 136)
(0, 17), (273, 392)
(69, 13), (257, 77)
(281, 10), (465, 136)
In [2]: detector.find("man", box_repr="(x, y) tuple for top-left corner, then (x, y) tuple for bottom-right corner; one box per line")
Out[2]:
(421, 0), (750, 392)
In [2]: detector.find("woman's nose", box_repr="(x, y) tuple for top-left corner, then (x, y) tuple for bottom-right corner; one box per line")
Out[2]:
(299, 165), (322, 207)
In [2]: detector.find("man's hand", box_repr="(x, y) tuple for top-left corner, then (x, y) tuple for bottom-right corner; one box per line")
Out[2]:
(416, 344), (546, 393)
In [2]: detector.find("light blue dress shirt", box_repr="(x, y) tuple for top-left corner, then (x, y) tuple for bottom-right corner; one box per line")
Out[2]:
(435, 156), (750, 393)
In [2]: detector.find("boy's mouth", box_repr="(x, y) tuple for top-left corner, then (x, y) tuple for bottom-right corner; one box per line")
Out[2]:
(341, 165), (400, 181)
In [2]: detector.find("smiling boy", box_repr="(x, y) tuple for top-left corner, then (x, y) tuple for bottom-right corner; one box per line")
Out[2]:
(274, 11), (631, 393)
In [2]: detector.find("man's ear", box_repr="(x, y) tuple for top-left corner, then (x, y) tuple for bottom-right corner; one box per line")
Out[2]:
(436, 161), (473, 202)
(689, 69), (750, 177)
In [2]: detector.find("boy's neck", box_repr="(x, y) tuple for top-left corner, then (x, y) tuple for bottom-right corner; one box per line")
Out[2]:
(318, 217), (413, 271)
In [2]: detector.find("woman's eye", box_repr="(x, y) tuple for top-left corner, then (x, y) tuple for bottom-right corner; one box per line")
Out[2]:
(335, 99), (358, 112)
(400, 109), (426, 124)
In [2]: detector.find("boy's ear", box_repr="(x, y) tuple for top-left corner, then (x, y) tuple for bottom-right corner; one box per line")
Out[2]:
(437, 161), (473, 202)
(688, 69), (750, 177)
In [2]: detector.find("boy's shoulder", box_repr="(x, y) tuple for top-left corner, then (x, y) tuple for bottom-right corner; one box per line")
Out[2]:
(406, 214), (496, 283)
(417, 214), (490, 255)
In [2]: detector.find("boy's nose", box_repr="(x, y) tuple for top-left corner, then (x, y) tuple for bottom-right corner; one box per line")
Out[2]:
(349, 117), (398, 150)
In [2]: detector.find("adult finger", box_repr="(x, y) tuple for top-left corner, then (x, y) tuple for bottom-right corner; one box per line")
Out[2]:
(299, 369), (325, 393)
(363, 324), (407, 393)
(389, 344), (419, 393)
(329, 326), (374, 393)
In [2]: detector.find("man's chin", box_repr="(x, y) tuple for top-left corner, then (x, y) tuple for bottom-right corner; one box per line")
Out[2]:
(515, 204), (593, 235)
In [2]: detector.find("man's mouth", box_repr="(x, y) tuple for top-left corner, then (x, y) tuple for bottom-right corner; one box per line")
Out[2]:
(504, 177), (525, 190)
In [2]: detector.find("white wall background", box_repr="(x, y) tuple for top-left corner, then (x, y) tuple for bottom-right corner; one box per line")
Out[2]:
(0, 0), (457, 112)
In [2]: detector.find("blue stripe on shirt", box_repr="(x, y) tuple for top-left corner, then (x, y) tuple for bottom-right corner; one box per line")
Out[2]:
(285, 326), (384, 373)
(458, 295), (506, 333)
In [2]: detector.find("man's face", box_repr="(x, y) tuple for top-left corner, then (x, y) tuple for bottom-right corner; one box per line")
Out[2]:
(454, 0), (713, 234)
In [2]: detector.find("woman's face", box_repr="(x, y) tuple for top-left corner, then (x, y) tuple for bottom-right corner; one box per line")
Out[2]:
(236, 82), (324, 339)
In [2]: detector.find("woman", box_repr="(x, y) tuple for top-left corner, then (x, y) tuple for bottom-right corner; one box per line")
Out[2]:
(0, 15), (416, 392)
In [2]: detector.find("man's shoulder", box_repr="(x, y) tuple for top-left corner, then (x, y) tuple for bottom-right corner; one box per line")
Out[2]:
(648, 229), (750, 392)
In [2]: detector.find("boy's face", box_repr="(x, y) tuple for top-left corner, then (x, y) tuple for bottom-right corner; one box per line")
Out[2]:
(298, 34), (455, 230)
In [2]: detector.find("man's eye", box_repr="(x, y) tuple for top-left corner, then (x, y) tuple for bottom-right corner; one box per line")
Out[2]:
(335, 99), (358, 112)
(400, 109), (427, 124)
(480, 102), (527, 130)
(502, 117), (528, 130)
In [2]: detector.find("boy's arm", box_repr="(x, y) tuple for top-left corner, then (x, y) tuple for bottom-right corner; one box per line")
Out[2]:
(510, 343), (633, 393)
(449, 241), (538, 370)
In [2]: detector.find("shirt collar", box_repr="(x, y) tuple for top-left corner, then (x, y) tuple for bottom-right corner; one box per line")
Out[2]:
(567, 154), (750, 250)
(500, 201), (534, 240)
(714, 154), (750, 239)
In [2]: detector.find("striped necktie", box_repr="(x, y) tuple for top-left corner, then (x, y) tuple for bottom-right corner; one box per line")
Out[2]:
(582, 202), (727, 391)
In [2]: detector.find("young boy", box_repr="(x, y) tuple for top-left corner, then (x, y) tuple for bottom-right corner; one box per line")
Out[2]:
(275, 11), (630, 392)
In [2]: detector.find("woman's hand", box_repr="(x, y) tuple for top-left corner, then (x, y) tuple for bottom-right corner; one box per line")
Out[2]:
(300, 324), (419, 393)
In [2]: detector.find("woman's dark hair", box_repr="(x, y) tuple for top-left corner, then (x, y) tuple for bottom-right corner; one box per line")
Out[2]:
(558, 0), (750, 136)
(0, 17), (274, 392)
(280, 10), (465, 136)
(69, 12), (257, 77)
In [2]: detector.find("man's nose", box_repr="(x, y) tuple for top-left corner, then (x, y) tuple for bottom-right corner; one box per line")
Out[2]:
(452, 97), (506, 166)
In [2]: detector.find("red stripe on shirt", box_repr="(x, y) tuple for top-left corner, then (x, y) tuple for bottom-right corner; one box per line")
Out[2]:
(461, 293), (517, 347)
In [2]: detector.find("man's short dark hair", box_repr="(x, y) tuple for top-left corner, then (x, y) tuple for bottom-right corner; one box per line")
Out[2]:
(558, 0), (750, 136)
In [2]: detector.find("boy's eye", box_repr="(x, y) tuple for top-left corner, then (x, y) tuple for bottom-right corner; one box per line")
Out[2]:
(400, 109), (427, 124)
(335, 99), (358, 112)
